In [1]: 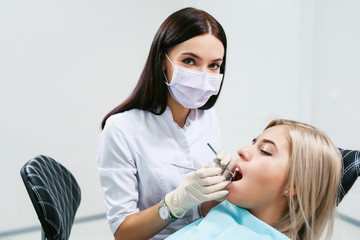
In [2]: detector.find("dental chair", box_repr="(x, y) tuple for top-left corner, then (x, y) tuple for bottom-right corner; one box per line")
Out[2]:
(20, 155), (81, 240)
(338, 148), (360, 204)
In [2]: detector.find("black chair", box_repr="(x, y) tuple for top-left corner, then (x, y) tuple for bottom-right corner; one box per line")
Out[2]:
(20, 155), (81, 240)
(338, 148), (360, 203)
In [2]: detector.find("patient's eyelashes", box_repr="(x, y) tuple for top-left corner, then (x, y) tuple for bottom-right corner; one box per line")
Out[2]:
(261, 150), (272, 156)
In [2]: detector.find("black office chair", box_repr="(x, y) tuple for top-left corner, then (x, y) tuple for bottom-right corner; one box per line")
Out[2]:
(20, 155), (81, 240)
(338, 148), (360, 203)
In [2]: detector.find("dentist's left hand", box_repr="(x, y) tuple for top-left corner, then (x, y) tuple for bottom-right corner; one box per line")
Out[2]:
(214, 150), (239, 180)
(165, 163), (229, 218)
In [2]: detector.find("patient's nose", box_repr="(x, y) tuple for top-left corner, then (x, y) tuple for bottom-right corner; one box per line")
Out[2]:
(237, 146), (251, 161)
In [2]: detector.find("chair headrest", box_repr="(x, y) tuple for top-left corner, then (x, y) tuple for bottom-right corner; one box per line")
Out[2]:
(338, 148), (360, 203)
(21, 155), (81, 240)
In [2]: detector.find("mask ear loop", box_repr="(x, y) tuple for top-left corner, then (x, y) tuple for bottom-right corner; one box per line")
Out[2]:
(163, 54), (175, 84)
(163, 71), (170, 85)
(165, 54), (175, 66)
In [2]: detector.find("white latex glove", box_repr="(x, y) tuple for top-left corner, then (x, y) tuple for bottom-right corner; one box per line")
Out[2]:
(213, 150), (239, 180)
(165, 163), (229, 218)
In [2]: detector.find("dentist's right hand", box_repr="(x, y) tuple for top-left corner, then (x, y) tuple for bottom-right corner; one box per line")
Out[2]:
(165, 163), (229, 218)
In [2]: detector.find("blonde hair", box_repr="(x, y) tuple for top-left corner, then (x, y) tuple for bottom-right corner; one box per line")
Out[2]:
(265, 119), (342, 240)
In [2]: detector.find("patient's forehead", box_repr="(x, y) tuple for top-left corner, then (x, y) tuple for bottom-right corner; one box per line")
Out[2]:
(258, 125), (290, 152)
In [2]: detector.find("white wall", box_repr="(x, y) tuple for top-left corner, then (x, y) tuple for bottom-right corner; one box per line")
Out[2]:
(0, 0), (183, 231)
(311, 0), (360, 222)
(207, 0), (312, 151)
(0, 0), (359, 236)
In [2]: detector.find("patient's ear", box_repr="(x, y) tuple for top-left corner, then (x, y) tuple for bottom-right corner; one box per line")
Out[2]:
(283, 186), (296, 197)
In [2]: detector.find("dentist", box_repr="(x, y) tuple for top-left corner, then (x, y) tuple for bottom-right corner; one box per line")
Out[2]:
(96, 7), (234, 240)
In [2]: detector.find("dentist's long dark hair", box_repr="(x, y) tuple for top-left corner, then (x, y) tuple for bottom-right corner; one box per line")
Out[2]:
(101, 7), (227, 129)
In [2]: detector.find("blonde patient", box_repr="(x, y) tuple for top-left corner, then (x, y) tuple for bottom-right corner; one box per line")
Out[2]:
(167, 119), (342, 240)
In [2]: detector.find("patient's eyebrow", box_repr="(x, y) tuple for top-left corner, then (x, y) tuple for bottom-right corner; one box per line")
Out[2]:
(262, 139), (277, 149)
(252, 138), (278, 150)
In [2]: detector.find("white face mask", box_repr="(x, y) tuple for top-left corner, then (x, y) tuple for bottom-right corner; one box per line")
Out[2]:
(164, 54), (223, 109)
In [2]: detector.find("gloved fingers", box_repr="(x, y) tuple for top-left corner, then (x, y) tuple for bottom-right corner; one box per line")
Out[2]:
(214, 151), (240, 179)
(202, 162), (213, 168)
(214, 151), (233, 174)
(216, 150), (226, 160)
(222, 170), (232, 180)
(222, 157), (237, 178)
(198, 175), (226, 186)
(214, 195), (226, 203)
(226, 155), (239, 172)
(213, 150), (225, 166)
(195, 166), (222, 178)
(201, 180), (230, 194)
(218, 151), (232, 166)
(213, 158), (222, 173)
(204, 189), (229, 201)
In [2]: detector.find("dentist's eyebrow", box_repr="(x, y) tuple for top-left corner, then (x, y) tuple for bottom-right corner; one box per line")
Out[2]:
(211, 57), (223, 62)
(181, 52), (223, 62)
(181, 52), (201, 59)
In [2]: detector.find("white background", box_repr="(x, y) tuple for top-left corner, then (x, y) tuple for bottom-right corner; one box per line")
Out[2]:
(1, 0), (359, 237)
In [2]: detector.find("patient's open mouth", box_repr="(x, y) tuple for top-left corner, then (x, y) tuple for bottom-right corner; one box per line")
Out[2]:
(231, 167), (243, 181)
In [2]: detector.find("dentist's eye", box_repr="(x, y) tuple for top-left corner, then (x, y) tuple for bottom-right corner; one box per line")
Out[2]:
(209, 63), (220, 70)
(261, 150), (272, 156)
(183, 58), (195, 65)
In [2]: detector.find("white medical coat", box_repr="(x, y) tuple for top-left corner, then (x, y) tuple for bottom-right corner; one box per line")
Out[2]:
(96, 107), (221, 240)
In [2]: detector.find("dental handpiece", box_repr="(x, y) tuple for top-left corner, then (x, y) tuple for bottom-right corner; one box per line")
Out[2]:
(207, 143), (235, 178)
